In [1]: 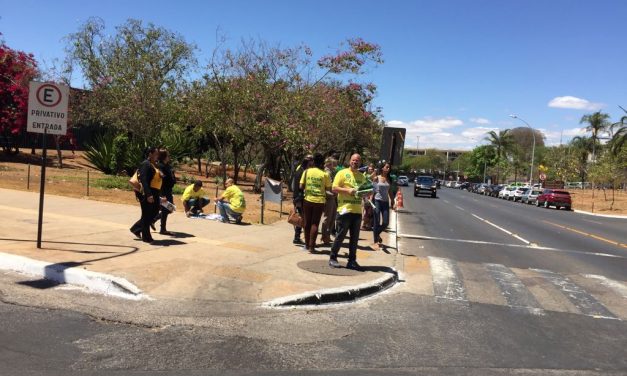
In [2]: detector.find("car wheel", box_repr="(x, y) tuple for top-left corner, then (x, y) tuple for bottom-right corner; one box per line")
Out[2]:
(565, 206), (571, 211)
(414, 192), (418, 197)
(536, 200), (541, 207)
(431, 193), (436, 198)
(555, 206), (561, 210)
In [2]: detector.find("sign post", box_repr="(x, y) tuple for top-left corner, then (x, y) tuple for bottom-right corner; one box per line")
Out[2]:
(27, 81), (69, 248)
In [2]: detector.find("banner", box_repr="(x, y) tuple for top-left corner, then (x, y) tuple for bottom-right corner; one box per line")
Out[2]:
(264, 177), (282, 204)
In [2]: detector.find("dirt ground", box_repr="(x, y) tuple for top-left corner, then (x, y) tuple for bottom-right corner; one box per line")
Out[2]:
(0, 150), (289, 224)
(566, 188), (627, 214)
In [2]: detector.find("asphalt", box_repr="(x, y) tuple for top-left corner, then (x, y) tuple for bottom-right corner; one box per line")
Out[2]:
(0, 188), (399, 306)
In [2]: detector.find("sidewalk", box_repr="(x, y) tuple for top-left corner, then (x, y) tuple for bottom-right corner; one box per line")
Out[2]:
(0, 188), (398, 306)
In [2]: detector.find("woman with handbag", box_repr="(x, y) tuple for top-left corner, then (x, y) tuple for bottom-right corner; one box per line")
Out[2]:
(300, 153), (332, 253)
(372, 162), (392, 247)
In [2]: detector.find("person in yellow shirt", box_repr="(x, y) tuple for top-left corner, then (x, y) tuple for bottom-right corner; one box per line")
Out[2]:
(299, 153), (332, 252)
(216, 178), (246, 224)
(130, 146), (162, 243)
(182, 180), (209, 217)
(329, 153), (366, 270)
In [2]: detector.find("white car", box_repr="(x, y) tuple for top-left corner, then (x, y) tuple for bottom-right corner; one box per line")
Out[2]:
(499, 186), (515, 199)
(521, 189), (543, 204)
(511, 187), (529, 201)
(397, 176), (409, 186)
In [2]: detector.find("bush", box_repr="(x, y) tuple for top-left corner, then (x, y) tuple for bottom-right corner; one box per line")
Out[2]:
(110, 134), (129, 173)
(91, 175), (132, 190)
(84, 133), (115, 174)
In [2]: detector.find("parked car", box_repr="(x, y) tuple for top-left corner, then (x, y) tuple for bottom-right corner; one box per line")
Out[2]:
(511, 187), (529, 201)
(414, 176), (437, 198)
(536, 189), (572, 210)
(521, 189), (543, 205)
(397, 175), (409, 186)
(498, 186), (515, 199)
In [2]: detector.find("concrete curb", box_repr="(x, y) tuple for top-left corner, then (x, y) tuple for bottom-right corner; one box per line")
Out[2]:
(574, 210), (627, 219)
(262, 270), (398, 307)
(0, 252), (147, 300)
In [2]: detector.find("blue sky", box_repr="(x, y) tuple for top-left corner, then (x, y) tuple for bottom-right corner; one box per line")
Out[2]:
(2, 0), (625, 149)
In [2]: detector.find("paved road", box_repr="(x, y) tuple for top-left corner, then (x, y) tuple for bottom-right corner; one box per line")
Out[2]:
(397, 185), (627, 320)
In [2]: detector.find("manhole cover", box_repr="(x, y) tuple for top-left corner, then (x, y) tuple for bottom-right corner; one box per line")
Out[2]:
(297, 259), (362, 276)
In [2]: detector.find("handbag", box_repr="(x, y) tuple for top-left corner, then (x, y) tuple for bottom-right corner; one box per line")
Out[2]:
(288, 207), (303, 227)
(128, 170), (142, 193)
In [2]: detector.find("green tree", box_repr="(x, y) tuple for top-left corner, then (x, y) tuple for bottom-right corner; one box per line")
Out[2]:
(580, 111), (611, 161)
(570, 136), (594, 182)
(484, 129), (513, 184)
(66, 18), (196, 142)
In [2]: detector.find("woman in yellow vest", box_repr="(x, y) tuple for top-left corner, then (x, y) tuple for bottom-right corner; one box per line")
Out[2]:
(130, 146), (162, 243)
(300, 153), (332, 252)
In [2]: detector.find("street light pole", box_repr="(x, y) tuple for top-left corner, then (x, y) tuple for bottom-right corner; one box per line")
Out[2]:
(509, 114), (536, 185)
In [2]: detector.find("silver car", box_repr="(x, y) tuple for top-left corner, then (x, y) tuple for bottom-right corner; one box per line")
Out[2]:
(521, 189), (543, 204)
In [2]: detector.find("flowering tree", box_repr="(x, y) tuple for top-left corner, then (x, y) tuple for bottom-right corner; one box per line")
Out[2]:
(0, 39), (39, 154)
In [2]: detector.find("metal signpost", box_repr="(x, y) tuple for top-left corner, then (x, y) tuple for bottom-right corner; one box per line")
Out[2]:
(26, 81), (69, 248)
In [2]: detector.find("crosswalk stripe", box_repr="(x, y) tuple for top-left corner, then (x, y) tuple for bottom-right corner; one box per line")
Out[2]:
(485, 263), (544, 315)
(583, 274), (627, 299)
(428, 257), (467, 302)
(532, 269), (617, 319)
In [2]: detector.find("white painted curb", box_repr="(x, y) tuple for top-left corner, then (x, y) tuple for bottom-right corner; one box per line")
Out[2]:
(0, 252), (147, 300)
(574, 210), (627, 219)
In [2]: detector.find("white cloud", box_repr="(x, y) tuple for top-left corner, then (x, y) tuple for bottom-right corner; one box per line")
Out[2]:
(541, 127), (587, 146)
(548, 96), (604, 111)
(470, 117), (491, 125)
(387, 117), (463, 134)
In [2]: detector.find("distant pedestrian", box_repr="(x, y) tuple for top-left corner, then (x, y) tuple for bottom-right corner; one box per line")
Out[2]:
(182, 180), (209, 217)
(216, 178), (246, 223)
(329, 153), (367, 270)
(300, 153), (332, 252)
(130, 146), (162, 243)
(291, 155), (313, 244)
(320, 157), (338, 244)
(372, 162), (392, 247)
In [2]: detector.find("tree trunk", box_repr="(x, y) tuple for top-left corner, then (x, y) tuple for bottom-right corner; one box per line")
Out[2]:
(54, 135), (63, 169)
(232, 146), (240, 185)
(197, 157), (202, 175)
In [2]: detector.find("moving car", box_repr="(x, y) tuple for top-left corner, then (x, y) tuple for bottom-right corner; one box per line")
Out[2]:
(414, 175), (437, 198)
(397, 175), (409, 186)
(536, 189), (572, 210)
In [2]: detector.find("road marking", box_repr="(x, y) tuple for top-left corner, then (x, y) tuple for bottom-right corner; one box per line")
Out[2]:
(443, 200), (450, 204)
(398, 233), (625, 259)
(543, 220), (627, 249)
(485, 263), (544, 315)
(428, 257), (467, 302)
(454, 205), (465, 211)
(583, 274), (627, 298)
(532, 268), (617, 319)
(471, 214), (531, 245)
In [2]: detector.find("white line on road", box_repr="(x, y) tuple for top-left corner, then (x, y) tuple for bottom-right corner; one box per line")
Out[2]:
(397, 233), (625, 259)
(428, 256), (467, 302)
(583, 274), (627, 298)
(471, 213), (532, 245)
(455, 205), (465, 211)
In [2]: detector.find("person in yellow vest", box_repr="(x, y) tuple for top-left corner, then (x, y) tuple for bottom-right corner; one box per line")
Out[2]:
(130, 146), (162, 243)
(299, 153), (332, 252)
(182, 180), (209, 217)
(329, 153), (366, 270)
(215, 178), (246, 224)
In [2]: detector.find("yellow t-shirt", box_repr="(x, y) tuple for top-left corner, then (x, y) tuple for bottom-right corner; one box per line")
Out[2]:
(334, 168), (366, 214)
(300, 167), (331, 204)
(223, 185), (246, 213)
(181, 184), (207, 202)
(149, 164), (162, 190)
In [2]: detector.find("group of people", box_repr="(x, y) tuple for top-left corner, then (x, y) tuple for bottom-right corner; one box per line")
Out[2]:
(129, 147), (246, 243)
(292, 153), (394, 270)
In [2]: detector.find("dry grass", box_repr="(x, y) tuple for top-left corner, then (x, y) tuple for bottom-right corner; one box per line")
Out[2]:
(0, 150), (290, 224)
(566, 188), (627, 215)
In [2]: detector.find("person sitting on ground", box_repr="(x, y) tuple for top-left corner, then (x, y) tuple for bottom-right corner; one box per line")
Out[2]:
(215, 178), (246, 224)
(182, 180), (209, 217)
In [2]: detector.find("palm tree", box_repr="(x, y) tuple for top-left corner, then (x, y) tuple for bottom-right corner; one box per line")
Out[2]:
(570, 136), (594, 182)
(580, 111), (611, 161)
(484, 129), (513, 184)
(609, 106), (627, 156)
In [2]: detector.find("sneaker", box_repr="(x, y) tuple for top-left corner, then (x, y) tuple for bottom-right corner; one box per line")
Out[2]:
(150, 222), (156, 231)
(235, 216), (242, 224)
(329, 259), (341, 268)
(346, 261), (362, 270)
(159, 230), (172, 236)
(293, 238), (304, 245)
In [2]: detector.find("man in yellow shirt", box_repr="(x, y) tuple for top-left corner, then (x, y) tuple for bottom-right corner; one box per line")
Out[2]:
(329, 153), (366, 270)
(216, 178), (246, 224)
(182, 180), (209, 217)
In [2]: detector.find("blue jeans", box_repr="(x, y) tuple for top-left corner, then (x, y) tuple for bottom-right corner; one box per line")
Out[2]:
(373, 200), (390, 242)
(330, 213), (362, 263)
(186, 197), (210, 213)
(216, 200), (241, 222)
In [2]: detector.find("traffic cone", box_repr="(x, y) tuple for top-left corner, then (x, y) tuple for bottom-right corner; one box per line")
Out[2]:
(395, 190), (404, 209)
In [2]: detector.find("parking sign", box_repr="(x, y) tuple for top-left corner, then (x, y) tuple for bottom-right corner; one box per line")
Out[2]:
(27, 81), (69, 135)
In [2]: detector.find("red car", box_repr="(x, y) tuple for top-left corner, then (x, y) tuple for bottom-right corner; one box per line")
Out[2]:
(536, 189), (572, 210)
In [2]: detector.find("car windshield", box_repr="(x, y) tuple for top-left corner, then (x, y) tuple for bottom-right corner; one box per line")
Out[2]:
(553, 190), (570, 195)
(417, 177), (433, 183)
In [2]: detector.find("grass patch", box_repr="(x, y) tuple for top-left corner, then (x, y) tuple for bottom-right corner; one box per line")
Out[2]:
(92, 175), (133, 191)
